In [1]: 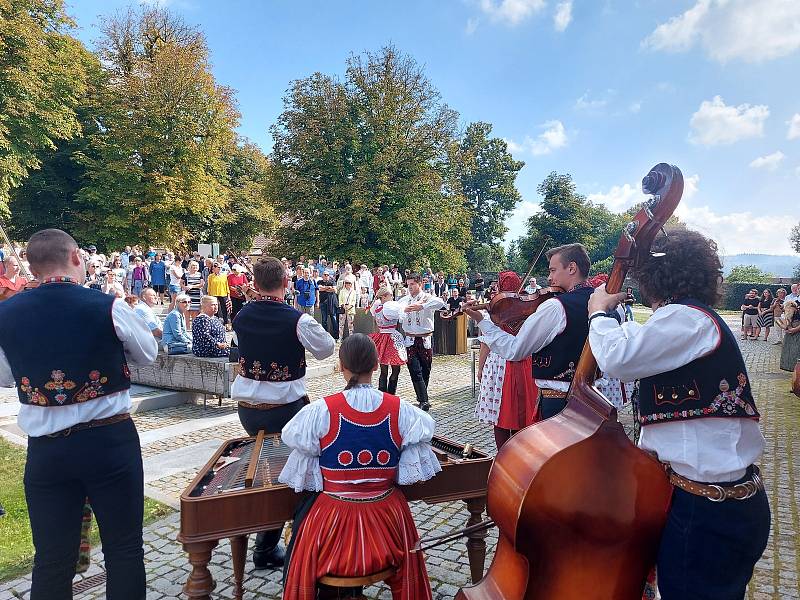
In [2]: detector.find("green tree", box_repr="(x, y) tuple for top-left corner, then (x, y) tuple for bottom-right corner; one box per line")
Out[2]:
(0, 0), (90, 215)
(726, 265), (774, 284)
(450, 122), (524, 269)
(790, 222), (800, 253)
(269, 46), (471, 271)
(74, 7), (240, 249)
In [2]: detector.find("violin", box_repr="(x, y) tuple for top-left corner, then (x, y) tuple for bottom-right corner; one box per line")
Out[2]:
(442, 287), (565, 335)
(457, 163), (683, 600)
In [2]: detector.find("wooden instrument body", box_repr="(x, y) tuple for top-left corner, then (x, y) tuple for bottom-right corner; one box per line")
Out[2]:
(442, 287), (564, 335)
(458, 163), (683, 599)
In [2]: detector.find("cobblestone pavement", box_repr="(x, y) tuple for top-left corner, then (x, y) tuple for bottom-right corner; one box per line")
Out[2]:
(1, 333), (798, 599)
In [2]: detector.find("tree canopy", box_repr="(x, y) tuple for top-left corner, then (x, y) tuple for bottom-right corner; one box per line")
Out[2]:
(0, 0), (90, 216)
(269, 46), (472, 271)
(726, 265), (774, 284)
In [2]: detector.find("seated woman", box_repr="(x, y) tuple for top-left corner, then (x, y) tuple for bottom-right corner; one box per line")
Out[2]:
(191, 295), (230, 358)
(162, 294), (193, 354)
(279, 333), (439, 600)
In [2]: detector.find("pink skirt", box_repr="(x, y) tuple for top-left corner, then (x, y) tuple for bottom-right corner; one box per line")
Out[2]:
(369, 331), (407, 366)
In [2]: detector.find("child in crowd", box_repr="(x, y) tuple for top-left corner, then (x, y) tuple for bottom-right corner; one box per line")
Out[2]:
(279, 334), (439, 600)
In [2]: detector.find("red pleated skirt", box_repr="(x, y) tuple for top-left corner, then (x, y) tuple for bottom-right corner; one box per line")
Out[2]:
(283, 488), (432, 600)
(496, 356), (539, 430)
(368, 331), (407, 366)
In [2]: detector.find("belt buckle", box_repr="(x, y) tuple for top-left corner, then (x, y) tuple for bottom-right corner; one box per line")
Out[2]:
(47, 426), (72, 438)
(707, 484), (727, 502)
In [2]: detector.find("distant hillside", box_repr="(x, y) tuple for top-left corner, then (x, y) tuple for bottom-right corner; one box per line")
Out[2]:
(721, 254), (799, 278)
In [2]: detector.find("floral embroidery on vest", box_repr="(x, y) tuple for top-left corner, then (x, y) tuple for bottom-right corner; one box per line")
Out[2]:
(43, 369), (77, 404)
(20, 377), (47, 406)
(74, 370), (109, 403)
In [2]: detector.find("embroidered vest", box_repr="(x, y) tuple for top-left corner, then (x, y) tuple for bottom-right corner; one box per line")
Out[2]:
(638, 299), (760, 426)
(0, 283), (130, 406)
(531, 286), (593, 382)
(232, 299), (306, 381)
(319, 391), (402, 494)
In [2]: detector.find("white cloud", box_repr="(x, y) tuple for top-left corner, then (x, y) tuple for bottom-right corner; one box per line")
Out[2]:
(553, 1), (573, 32)
(787, 114), (800, 140)
(586, 173), (699, 212)
(689, 96), (769, 146)
(477, 0), (546, 26)
(465, 17), (480, 35)
(675, 204), (796, 255)
(587, 183), (641, 211)
(643, 0), (800, 63)
(504, 120), (569, 156)
(575, 91), (609, 111)
(503, 200), (540, 244)
(749, 151), (785, 171)
(628, 102), (642, 114)
(531, 120), (567, 155)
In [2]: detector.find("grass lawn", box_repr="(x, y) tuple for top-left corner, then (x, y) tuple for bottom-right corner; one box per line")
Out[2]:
(0, 437), (174, 582)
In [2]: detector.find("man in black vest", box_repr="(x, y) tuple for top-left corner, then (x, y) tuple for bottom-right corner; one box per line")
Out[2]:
(464, 243), (594, 419)
(587, 228), (769, 599)
(231, 256), (335, 569)
(0, 229), (158, 600)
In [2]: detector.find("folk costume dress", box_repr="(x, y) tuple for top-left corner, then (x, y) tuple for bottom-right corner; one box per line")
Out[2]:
(475, 272), (539, 431)
(279, 384), (440, 600)
(369, 300), (407, 366)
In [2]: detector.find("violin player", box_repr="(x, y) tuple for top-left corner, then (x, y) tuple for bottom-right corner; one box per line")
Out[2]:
(587, 228), (769, 599)
(463, 243), (595, 419)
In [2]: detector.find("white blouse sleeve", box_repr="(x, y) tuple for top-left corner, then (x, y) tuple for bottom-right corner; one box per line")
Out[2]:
(396, 400), (442, 485)
(380, 300), (402, 321)
(278, 400), (330, 492)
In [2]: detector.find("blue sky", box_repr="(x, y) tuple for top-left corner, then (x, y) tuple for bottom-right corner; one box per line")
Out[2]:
(67, 0), (800, 255)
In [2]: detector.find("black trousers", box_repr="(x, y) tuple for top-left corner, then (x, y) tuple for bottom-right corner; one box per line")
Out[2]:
(237, 397), (306, 552)
(215, 295), (230, 325)
(406, 338), (432, 387)
(24, 418), (145, 600)
(657, 469), (770, 600)
(320, 303), (338, 339)
(230, 296), (245, 320)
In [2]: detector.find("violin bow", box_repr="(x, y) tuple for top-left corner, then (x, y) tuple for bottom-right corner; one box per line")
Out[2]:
(516, 236), (551, 296)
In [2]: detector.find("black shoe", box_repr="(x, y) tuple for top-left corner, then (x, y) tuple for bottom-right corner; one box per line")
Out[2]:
(412, 380), (429, 411)
(419, 401), (430, 412)
(253, 543), (286, 569)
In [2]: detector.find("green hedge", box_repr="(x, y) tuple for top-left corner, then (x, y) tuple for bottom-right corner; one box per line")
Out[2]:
(720, 282), (787, 311)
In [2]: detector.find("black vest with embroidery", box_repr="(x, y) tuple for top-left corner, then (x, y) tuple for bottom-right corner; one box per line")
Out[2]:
(638, 299), (759, 426)
(531, 285), (593, 382)
(232, 299), (306, 381)
(0, 283), (130, 406)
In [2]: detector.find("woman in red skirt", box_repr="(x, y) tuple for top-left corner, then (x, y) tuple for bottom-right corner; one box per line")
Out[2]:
(368, 285), (407, 394)
(279, 334), (439, 600)
(475, 271), (539, 449)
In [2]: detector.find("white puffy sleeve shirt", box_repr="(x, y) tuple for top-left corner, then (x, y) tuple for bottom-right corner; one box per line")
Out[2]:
(588, 304), (765, 482)
(278, 386), (442, 492)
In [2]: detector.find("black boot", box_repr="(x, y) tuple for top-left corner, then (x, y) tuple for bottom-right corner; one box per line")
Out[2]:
(412, 380), (430, 412)
(378, 367), (388, 392)
(388, 372), (399, 395)
(253, 530), (286, 569)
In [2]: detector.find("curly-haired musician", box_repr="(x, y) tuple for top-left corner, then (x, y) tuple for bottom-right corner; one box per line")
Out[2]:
(587, 228), (770, 599)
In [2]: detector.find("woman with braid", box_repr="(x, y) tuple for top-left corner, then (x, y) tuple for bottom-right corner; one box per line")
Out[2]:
(279, 334), (439, 600)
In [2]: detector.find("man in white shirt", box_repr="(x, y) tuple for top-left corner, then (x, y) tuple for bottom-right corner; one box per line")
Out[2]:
(587, 228), (769, 599)
(396, 273), (445, 411)
(785, 282), (800, 303)
(0, 229), (158, 599)
(464, 243), (594, 419)
(134, 287), (163, 340)
(523, 277), (541, 294)
(231, 256), (334, 569)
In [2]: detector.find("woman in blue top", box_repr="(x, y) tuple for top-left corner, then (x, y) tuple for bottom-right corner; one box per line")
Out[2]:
(149, 253), (168, 304)
(162, 294), (193, 354)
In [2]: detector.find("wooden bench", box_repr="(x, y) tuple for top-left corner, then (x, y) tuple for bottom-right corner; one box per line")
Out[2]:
(129, 353), (237, 403)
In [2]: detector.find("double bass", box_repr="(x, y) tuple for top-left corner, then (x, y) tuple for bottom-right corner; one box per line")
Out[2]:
(457, 163), (683, 599)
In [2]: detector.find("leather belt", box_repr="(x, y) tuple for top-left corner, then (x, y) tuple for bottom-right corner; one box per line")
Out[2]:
(539, 389), (568, 399)
(410, 332), (433, 338)
(46, 413), (131, 438)
(238, 396), (309, 410)
(668, 466), (764, 502)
